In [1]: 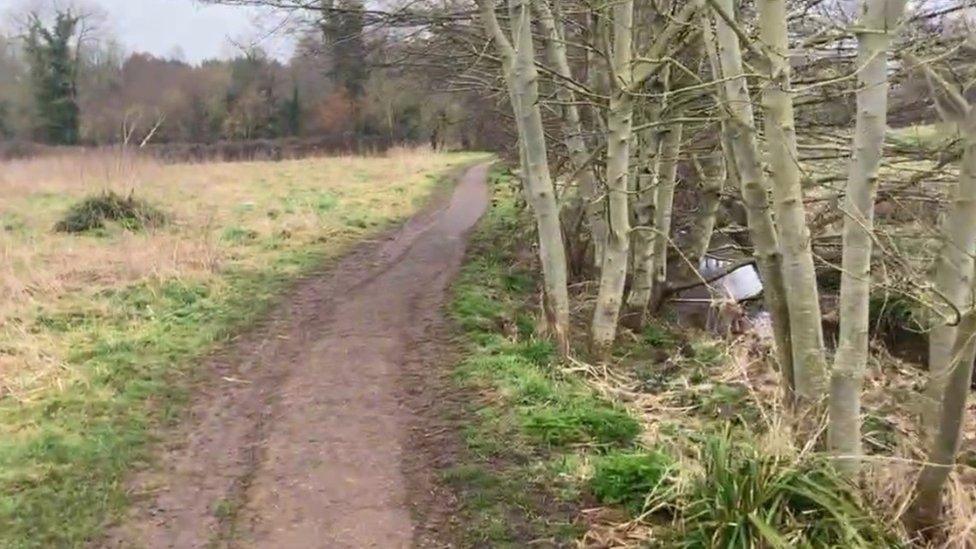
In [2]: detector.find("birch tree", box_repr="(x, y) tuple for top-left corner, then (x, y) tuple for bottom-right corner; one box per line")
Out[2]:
(626, 104), (663, 321)
(919, 83), (976, 440)
(756, 0), (827, 404)
(477, 0), (571, 353)
(534, 0), (606, 273)
(710, 0), (795, 391)
(828, 0), (907, 472)
(591, 1), (698, 351)
(589, 0), (635, 354)
(906, 53), (976, 527)
(649, 120), (683, 311)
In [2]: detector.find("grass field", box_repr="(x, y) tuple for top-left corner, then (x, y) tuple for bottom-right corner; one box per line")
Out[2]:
(0, 148), (486, 547)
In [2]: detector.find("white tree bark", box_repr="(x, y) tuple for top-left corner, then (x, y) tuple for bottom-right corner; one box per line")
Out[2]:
(627, 104), (663, 318)
(912, 308), (976, 528)
(924, 125), (976, 436)
(829, 0), (906, 473)
(590, 0), (634, 354)
(712, 0), (794, 390)
(477, 0), (571, 353)
(649, 121), (683, 310)
(907, 55), (976, 527)
(757, 0), (827, 405)
(534, 0), (605, 273)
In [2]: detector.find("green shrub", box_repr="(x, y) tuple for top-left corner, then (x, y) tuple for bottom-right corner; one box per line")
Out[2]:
(55, 191), (166, 233)
(591, 451), (673, 512)
(868, 292), (922, 334)
(677, 434), (895, 548)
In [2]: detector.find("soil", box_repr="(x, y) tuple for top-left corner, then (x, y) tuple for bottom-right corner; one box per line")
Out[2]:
(103, 163), (491, 548)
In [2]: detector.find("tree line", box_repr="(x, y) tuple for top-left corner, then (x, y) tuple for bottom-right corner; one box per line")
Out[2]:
(0, 2), (491, 148)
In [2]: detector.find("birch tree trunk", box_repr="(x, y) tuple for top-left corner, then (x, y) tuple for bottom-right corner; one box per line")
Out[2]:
(591, 0), (634, 354)
(649, 122), (683, 311)
(477, 0), (571, 354)
(757, 0), (827, 405)
(828, 0), (906, 473)
(905, 55), (976, 529)
(585, 13), (610, 269)
(626, 105), (663, 318)
(911, 308), (976, 528)
(712, 0), (794, 391)
(924, 133), (976, 437)
(669, 4), (734, 284)
(535, 0), (603, 274)
(679, 150), (724, 280)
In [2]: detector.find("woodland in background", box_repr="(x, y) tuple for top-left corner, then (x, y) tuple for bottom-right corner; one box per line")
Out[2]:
(0, 3), (506, 152)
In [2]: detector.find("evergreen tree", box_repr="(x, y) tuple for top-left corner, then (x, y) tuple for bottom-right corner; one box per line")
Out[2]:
(23, 11), (81, 145)
(320, 0), (367, 99)
(0, 101), (10, 138)
(282, 85), (301, 136)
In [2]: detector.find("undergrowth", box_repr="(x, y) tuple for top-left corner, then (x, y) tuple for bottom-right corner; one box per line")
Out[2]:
(450, 166), (903, 547)
(671, 434), (896, 548)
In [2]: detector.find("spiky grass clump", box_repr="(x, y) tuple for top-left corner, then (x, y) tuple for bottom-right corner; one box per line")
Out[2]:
(54, 191), (166, 233)
(675, 434), (896, 548)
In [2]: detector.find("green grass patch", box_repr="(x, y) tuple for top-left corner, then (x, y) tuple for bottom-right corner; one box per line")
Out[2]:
(445, 165), (639, 546)
(0, 252), (319, 547)
(591, 450), (673, 513)
(670, 433), (896, 548)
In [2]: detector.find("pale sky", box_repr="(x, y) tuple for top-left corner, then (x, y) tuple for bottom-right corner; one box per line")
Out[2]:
(98, 0), (296, 62)
(2, 0), (297, 63)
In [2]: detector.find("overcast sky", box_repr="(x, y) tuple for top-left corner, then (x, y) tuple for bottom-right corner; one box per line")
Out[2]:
(101, 0), (297, 62)
(4, 0), (297, 63)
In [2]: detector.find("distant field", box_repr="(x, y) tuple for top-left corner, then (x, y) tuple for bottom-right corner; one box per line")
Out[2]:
(0, 149), (487, 546)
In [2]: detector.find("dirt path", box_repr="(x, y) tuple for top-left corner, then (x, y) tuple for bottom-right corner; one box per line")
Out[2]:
(106, 163), (490, 548)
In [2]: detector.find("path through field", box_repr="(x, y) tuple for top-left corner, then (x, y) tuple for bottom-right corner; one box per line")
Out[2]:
(107, 163), (490, 548)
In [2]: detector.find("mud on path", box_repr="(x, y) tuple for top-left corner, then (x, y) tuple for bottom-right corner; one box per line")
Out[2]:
(105, 163), (490, 548)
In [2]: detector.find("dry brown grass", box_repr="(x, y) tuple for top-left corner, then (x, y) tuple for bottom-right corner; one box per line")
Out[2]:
(0, 146), (486, 400)
(563, 324), (976, 547)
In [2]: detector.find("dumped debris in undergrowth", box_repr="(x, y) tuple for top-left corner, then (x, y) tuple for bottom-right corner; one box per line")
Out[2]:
(55, 191), (167, 233)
